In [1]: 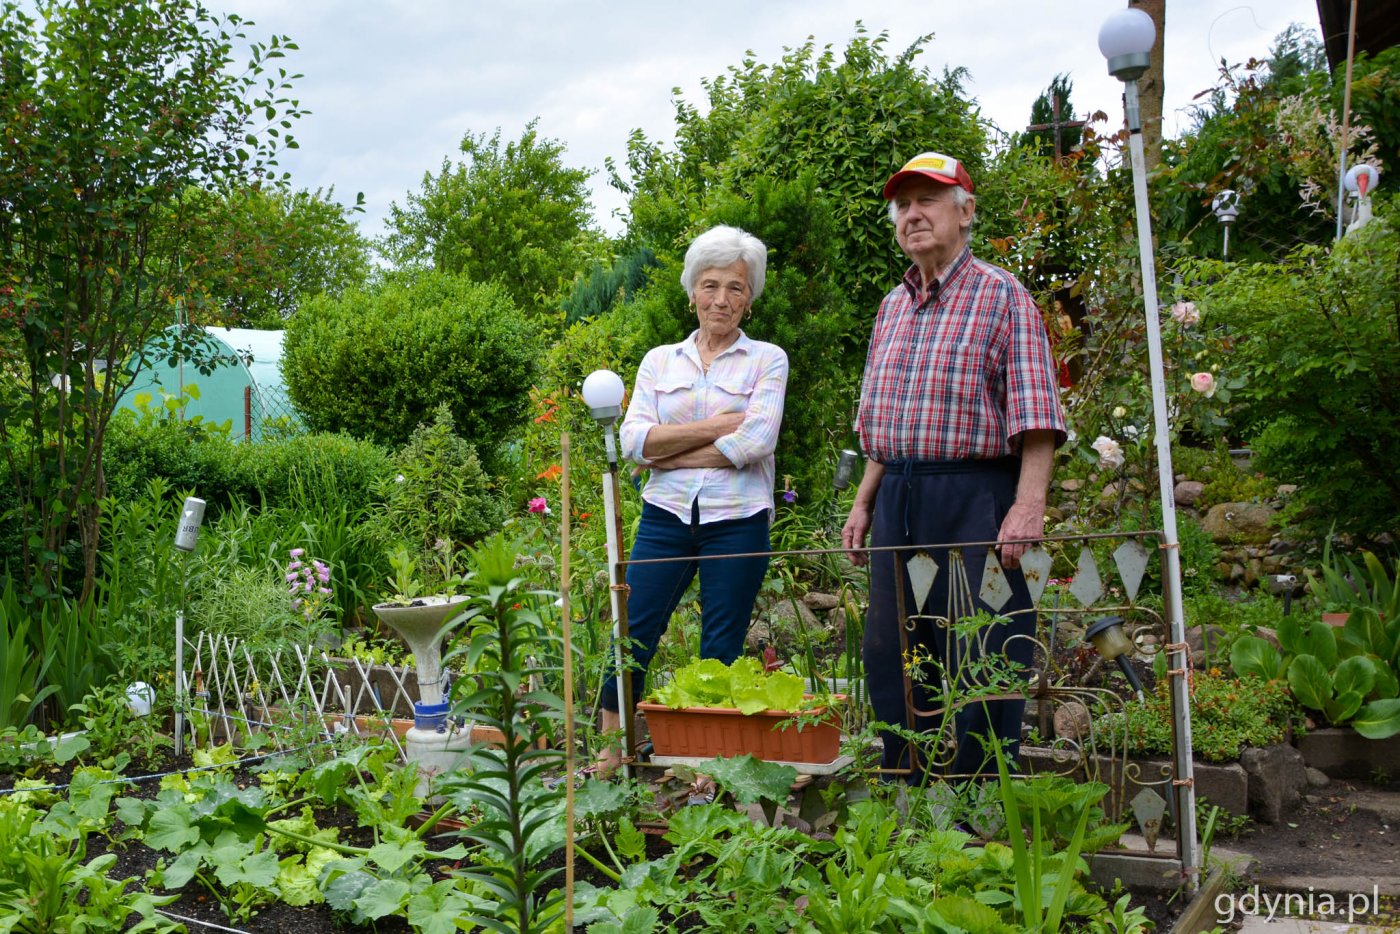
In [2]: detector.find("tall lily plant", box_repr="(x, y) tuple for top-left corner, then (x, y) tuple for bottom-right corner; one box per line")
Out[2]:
(440, 534), (566, 934)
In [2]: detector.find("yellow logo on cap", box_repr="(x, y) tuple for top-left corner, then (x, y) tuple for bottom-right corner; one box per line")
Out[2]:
(906, 155), (949, 171)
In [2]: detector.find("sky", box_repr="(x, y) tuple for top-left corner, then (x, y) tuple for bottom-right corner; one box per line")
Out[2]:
(220, 0), (1322, 239)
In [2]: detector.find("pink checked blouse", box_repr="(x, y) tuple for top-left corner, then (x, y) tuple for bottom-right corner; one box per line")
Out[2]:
(856, 248), (1066, 462)
(621, 330), (789, 524)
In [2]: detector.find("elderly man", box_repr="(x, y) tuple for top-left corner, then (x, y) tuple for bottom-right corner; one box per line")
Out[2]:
(841, 151), (1066, 781)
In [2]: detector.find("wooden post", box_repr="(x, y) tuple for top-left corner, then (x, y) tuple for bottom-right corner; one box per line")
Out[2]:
(560, 433), (576, 932)
(243, 384), (253, 442)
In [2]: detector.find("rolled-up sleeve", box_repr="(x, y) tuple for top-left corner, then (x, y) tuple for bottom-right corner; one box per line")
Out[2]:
(619, 350), (661, 465)
(713, 345), (789, 468)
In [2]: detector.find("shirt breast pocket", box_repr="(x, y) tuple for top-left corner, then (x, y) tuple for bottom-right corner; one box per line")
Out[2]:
(655, 377), (696, 423)
(710, 374), (755, 416)
(928, 339), (982, 407)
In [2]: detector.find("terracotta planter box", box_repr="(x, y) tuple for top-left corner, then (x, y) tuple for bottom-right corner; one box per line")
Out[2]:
(638, 695), (846, 764)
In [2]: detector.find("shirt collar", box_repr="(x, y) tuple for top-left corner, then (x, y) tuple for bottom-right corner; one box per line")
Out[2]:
(901, 247), (973, 309)
(678, 329), (751, 366)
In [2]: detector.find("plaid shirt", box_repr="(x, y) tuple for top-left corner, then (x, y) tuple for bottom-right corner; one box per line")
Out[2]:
(856, 248), (1066, 462)
(621, 330), (789, 524)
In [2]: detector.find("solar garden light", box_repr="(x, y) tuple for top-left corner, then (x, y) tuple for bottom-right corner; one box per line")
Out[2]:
(1211, 189), (1240, 258)
(172, 495), (205, 757)
(582, 369), (636, 778)
(1099, 5), (1200, 889)
(1084, 615), (1145, 700)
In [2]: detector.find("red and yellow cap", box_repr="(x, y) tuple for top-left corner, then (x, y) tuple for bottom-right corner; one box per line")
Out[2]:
(882, 151), (975, 198)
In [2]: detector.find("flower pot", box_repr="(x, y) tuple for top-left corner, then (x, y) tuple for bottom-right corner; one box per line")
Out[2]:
(638, 695), (846, 764)
(1322, 612), (1351, 627)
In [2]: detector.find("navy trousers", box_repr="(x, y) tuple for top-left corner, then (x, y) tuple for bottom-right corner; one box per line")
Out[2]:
(600, 500), (770, 712)
(863, 458), (1036, 781)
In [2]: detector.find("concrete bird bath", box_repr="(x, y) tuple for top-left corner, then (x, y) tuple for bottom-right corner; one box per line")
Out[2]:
(371, 594), (472, 795)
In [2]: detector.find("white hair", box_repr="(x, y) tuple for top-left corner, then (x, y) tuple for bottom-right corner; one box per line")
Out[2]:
(679, 225), (767, 301)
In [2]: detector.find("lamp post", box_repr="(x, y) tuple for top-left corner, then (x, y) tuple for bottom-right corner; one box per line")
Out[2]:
(581, 369), (636, 779)
(1211, 189), (1239, 259)
(1098, 6), (1200, 891)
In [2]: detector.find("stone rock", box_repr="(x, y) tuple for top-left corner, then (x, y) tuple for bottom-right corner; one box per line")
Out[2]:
(1228, 563), (1246, 582)
(1276, 484), (1298, 497)
(1240, 744), (1306, 824)
(1099, 482), (1122, 502)
(1044, 506), (1065, 523)
(1253, 627), (1281, 649)
(1174, 480), (1206, 507)
(828, 607), (848, 634)
(1305, 767), (1330, 789)
(1201, 502), (1278, 545)
(768, 598), (822, 632)
(1060, 478), (1082, 493)
(1244, 558), (1263, 588)
(1053, 701), (1092, 740)
(802, 591), (840, 612)
(1184, 625), (1227, 669)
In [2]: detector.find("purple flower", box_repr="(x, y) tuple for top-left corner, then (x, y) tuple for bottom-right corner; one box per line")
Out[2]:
(319, 587), (332, 595)
(289, 548), (304, 558)
(782, 489), (798, 503)
(285, 572), (299, 582)
(303, 581), (313, 592)
(288, 560), (302, 571)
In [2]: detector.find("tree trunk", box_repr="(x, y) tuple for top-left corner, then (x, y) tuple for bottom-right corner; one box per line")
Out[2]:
(1130, 0), (1166, 172)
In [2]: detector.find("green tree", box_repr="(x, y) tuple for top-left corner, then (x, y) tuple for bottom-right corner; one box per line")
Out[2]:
(179, 185), (371, 328)
(0, 0), (304, 598)
(381, 120), (604, 319)
(282, 271), (539, 457)
(1184, 209), (1400, 541)
(611, 28), (986, 318)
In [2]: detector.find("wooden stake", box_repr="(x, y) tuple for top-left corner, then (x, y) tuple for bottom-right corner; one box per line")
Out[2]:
(560, 432), (575, 932)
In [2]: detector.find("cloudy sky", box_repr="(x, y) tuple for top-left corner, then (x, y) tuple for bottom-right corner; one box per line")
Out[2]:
(220, 0), (1321, 239)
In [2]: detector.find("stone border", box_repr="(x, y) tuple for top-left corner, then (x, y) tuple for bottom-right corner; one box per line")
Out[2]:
(1296, 728), (1400, 780)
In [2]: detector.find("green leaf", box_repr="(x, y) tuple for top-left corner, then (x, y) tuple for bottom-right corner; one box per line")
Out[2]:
(1230, 635), (1284, 682)
(146, 807), (201, 852)
(354, 877), (413, 920)
(368, 836), (427, 874)
(615, 816), (646, 862)
(1332, 655), (1377, 700)
(52, 732), (89, 764)
(1353, 699), (1400, 739)
(573, 777), (630, 819)
(323, 869), (375, 912)
(930, 893), (1007, 933)
(407, 880), (474, 934)
(1325, 691), (1364, 725)
(699, 754), (796, 806)
(1287, 654), (1333, 712)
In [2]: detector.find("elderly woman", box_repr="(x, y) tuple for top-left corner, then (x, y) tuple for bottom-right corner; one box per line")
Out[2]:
(598, 224), (789, 770)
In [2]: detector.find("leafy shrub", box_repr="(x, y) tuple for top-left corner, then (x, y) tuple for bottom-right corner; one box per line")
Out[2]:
(1185, 215), (1400, 541)
(283, 271), (540, 455)
(361, 405), (507, 569)
(1104, 671), (1302, 762)
(103, 411), (391, 516)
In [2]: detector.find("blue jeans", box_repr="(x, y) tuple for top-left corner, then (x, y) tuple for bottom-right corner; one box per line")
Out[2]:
(864, 458), (1035, 781)
(600, 500), (770, 712)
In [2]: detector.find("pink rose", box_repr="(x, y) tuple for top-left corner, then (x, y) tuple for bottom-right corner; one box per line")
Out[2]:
(1190, 372), (1216, 396)
(527, 497), (548, 514)
(1170, 301), (1199, 327)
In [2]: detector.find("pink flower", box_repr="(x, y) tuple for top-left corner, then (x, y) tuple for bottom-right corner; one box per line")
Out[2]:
(1170, 301), (1199, 327)
(289, 548), (305, 558)
(1190, 372), (1216, 396)
(319, 587), (332, 594)
(285, 572), (298, 583)
(527, 497), (549, 514)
